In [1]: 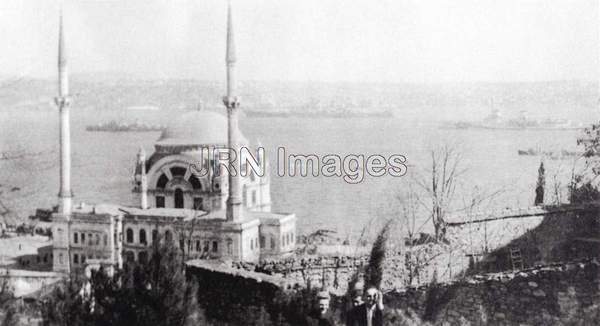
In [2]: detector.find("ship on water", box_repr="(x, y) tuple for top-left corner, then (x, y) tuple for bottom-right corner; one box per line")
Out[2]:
(442, 108), (584, 131)
(86, 119), (165, 132)
(86, 105), (165, 132)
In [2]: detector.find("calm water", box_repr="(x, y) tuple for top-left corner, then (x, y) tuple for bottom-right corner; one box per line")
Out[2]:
(0, 109), (581, 240)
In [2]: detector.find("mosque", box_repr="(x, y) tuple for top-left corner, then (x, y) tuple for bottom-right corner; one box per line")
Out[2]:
(48, 5), (296, 274)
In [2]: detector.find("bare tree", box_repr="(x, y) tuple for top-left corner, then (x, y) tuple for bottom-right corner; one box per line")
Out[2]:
(397, 175), (505, 285)
(414, 145), (466, 242)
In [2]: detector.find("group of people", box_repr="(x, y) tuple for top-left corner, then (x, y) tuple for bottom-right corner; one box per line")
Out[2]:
(308, 286), (384, 326)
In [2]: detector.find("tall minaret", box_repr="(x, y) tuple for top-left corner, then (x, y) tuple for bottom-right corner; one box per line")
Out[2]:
(137, 147), (148, 209)
(224, 2), (243, 222)
(55, 10), (73, 215)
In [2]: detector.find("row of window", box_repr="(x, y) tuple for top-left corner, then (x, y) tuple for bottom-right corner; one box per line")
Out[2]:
(73, 231), (108, 247)
(125, 228), (166, 245)
(180, 239), (223, 254)
(155, 195), (205, 210)
(156, 168), (202, 190)
(124, 228), (225, 255)
(282, 231), (295, 248)
(154, 189), (257, 209)
(73, 253), (105, 265)
(155, 165), (259, 191)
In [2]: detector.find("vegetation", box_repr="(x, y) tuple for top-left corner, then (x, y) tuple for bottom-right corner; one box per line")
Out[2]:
(0, 278), (17, 326)
(572, 124), (600, 203)
(42, 239), (200, 326)
(535, 161), (545, 205)
(413, 145), (466, 242)
(364, 219), (393, 289)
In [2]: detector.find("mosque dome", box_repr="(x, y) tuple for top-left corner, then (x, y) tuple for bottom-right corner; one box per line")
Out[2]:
(156, 111), (245, 146)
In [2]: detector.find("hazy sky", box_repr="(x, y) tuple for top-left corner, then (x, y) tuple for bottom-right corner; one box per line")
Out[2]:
(0, 0), (598, 83)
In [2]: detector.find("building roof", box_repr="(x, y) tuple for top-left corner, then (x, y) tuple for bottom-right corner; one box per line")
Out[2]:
(156, 111), (246, 147)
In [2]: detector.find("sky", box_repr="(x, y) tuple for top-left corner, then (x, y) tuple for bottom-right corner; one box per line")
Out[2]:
(0, 0), (598, 83)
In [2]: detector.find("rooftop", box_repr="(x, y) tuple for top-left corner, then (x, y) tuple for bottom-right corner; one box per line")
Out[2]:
(155, 111), (247, 147)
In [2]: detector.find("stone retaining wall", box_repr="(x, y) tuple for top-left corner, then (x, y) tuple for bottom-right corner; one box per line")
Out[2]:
(386, 260), (600, 325)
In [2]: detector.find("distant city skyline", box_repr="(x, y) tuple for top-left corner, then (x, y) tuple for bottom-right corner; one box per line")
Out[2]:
(0, 0), (598, 83)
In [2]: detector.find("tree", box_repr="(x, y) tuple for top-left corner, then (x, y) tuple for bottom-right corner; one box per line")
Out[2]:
(534, 161), (545, 206)
(364, 219), (393, 289)
(40, 276), (90, 326)
(42, 239), (200, 326)
(0, 278), (17, 326)
(415, 145), (466, 242)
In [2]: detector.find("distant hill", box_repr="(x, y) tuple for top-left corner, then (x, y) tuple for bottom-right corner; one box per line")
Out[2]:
(0, 77), (597, 123)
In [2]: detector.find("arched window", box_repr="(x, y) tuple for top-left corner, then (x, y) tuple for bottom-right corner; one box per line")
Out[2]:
(189, 175), (202, 190)
(126, 228), (134, 243)
(227, 239), (233, 255)
(124, 251), (135, 263)
(193, 197), (203, 210)
(138, 251), (148, 264)
(165, 230), (173, 242)
(212, 241), (218, 253)
(156, 196), (165, 208)
(139, 229), (147, 245)
(174, 188), (184, 208)
(156, 174), (169, 189)
(171, 166), (186, 177)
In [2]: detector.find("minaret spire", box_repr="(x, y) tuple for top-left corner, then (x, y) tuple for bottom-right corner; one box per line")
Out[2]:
(58, 8), (68, 97)
(137, 147), (148, 209)
(55, 7), (73, 215)
(52, 4), (73, 274)
(226, 2), (236, 66)
(224, 1), (243, 222)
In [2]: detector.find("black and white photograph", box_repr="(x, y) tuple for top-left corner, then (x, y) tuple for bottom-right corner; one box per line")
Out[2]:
(0, 0), (599, 325)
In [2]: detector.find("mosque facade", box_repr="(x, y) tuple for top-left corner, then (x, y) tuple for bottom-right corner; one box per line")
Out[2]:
(50, 5), (296, 274)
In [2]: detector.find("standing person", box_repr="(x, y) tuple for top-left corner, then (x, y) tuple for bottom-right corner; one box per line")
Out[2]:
(346, 292), (364, 325)
(346, 286), (384, 326)
(307, 290), (337, 326)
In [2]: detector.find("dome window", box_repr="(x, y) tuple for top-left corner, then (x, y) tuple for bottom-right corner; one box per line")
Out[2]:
(171, 167), (186, 177)
(189, 175), (202, 190)
(157, 174), (169, 189)
(174, 189), (184, 208)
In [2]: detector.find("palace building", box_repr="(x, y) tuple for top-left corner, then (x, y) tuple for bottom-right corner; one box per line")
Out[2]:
(50, 5), (296, 274)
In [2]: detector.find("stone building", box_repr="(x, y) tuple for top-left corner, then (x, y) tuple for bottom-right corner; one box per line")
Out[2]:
(134, 110), (271, 213)
(49, 5), (296, 274)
